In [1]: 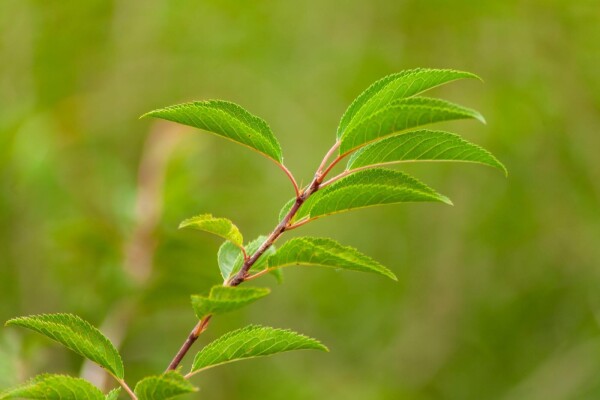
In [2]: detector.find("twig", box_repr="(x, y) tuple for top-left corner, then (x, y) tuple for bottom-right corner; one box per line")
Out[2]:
(276, 162), (301, 197)
(318, 148), (353, 183)
(166, 316), (212, 372)
(166, 140), (342, 371)
(316, 141), (340, 176)
(116, 378), (137, 400)
(243, 268), (272, 281)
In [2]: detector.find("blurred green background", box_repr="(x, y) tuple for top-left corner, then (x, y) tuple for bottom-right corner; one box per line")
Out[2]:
(1, 0), (599, 399)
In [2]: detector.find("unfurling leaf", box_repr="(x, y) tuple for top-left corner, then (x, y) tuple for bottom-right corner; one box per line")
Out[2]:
(0, 374), (104, 400)
(217, 235), (276, 281)
(134, 371), (196, 400)
(266, 237), (397, 280)
(142, 100), (283, 163)
(286, 168), (450, 222)
(347, 129), (507, 175)
(337, 68), (480, 137)
(6, 314), (124, 379)
(190, 325), (327, 375)
(339, 97), (485, 154)
(179, 214), (244, 247)
(191, 286), (270, 319)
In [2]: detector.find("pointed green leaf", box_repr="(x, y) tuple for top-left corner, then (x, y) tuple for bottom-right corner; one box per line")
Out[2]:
(190, 325), (327, 375)
(134, 371), (196, 400)
(6, 314), (124, 379)
(267, 237), (396, 280)
(142, 100), (283, 163)
(105, 388), (121, 400)
(338, 68), (480, 137)
(179, 213), (243, 247)
(347, 129), (507, 175)
(292, 168), (451, 222)
(339, 97), (485, 154)
(0, 374), (104, 400)
(191, 286), (270, 319)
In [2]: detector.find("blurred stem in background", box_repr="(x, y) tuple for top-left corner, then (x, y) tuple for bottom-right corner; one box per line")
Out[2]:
(81, 123), (186, 390)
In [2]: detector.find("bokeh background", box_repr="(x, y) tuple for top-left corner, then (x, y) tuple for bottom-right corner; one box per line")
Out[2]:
(1, 0), (599, 399)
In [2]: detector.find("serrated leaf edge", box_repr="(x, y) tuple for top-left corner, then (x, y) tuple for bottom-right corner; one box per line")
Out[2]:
(5, 314), (125, 380)
(266, 237), (398, 281)
(188, 325), (328, 377)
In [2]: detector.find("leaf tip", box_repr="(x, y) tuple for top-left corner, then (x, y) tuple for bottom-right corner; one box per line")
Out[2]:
(497, 161), (509, 177)
(4, 317), (21, 327)
(477, 113), (487, 125)
(456, 70), (483, 83)
(178, 218), (192, 230)
(139, 109), (158, 120)
(440, 195), (454, 206)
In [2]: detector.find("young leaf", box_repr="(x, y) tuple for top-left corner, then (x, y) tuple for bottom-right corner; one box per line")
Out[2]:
(291, 168), (451, 222)
(5, 314), (124, 379)
(179, 213), (244, 247)
(190, 325), (327, 375)
(218, 236), (276, 281)
(105, 388), (121, 400)
(217, 240), (241, 280)
(337, 68), (480, 137)
(142, 100), (283, 163)
(339, 97), (485, 154)
(134, 371), (196, 400)
(0, 374), (104, 400)
(267, 237), (397, 280)
(191, 286), (270, 319)
(347, 129), (507, 175)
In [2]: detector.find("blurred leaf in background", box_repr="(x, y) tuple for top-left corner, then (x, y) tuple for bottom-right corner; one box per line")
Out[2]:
(1, 0), (599, 399)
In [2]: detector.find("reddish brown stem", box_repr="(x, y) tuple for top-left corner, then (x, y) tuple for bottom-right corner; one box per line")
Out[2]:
(166, 316), (212, 371)
(166, 141), (340, 372)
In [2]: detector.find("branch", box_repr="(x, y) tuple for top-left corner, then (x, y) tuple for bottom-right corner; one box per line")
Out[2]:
(166, 140), (341, 371)
(166, 316), (212, 372)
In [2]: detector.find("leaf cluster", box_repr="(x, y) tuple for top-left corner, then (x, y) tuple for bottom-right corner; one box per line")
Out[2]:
(2, 69), (505, 400)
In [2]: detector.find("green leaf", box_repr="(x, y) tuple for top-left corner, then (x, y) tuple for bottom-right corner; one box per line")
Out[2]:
(218, 236), (276, 281)
(134, 371), (196, 400)
(191, 286), (270, 319)
(142, 100), (283, 163)
(243, 235), (276, 274)
(337, 68), (480, 137)
(179, 213), (243, 247)
(291, 168), (451, 222)
(339, 97), (485, 154)
(217, 240), (240, 280)
(278, 197), (297, 222)
(267, 237), (397, 280)
(190, 325), (327, 375)
(105, 388), (121, 400)
(347, 129), (507, 175)
(0, 374), (104, 400)
(5, 314), (124, 379)
(269, 267), (284, 284)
